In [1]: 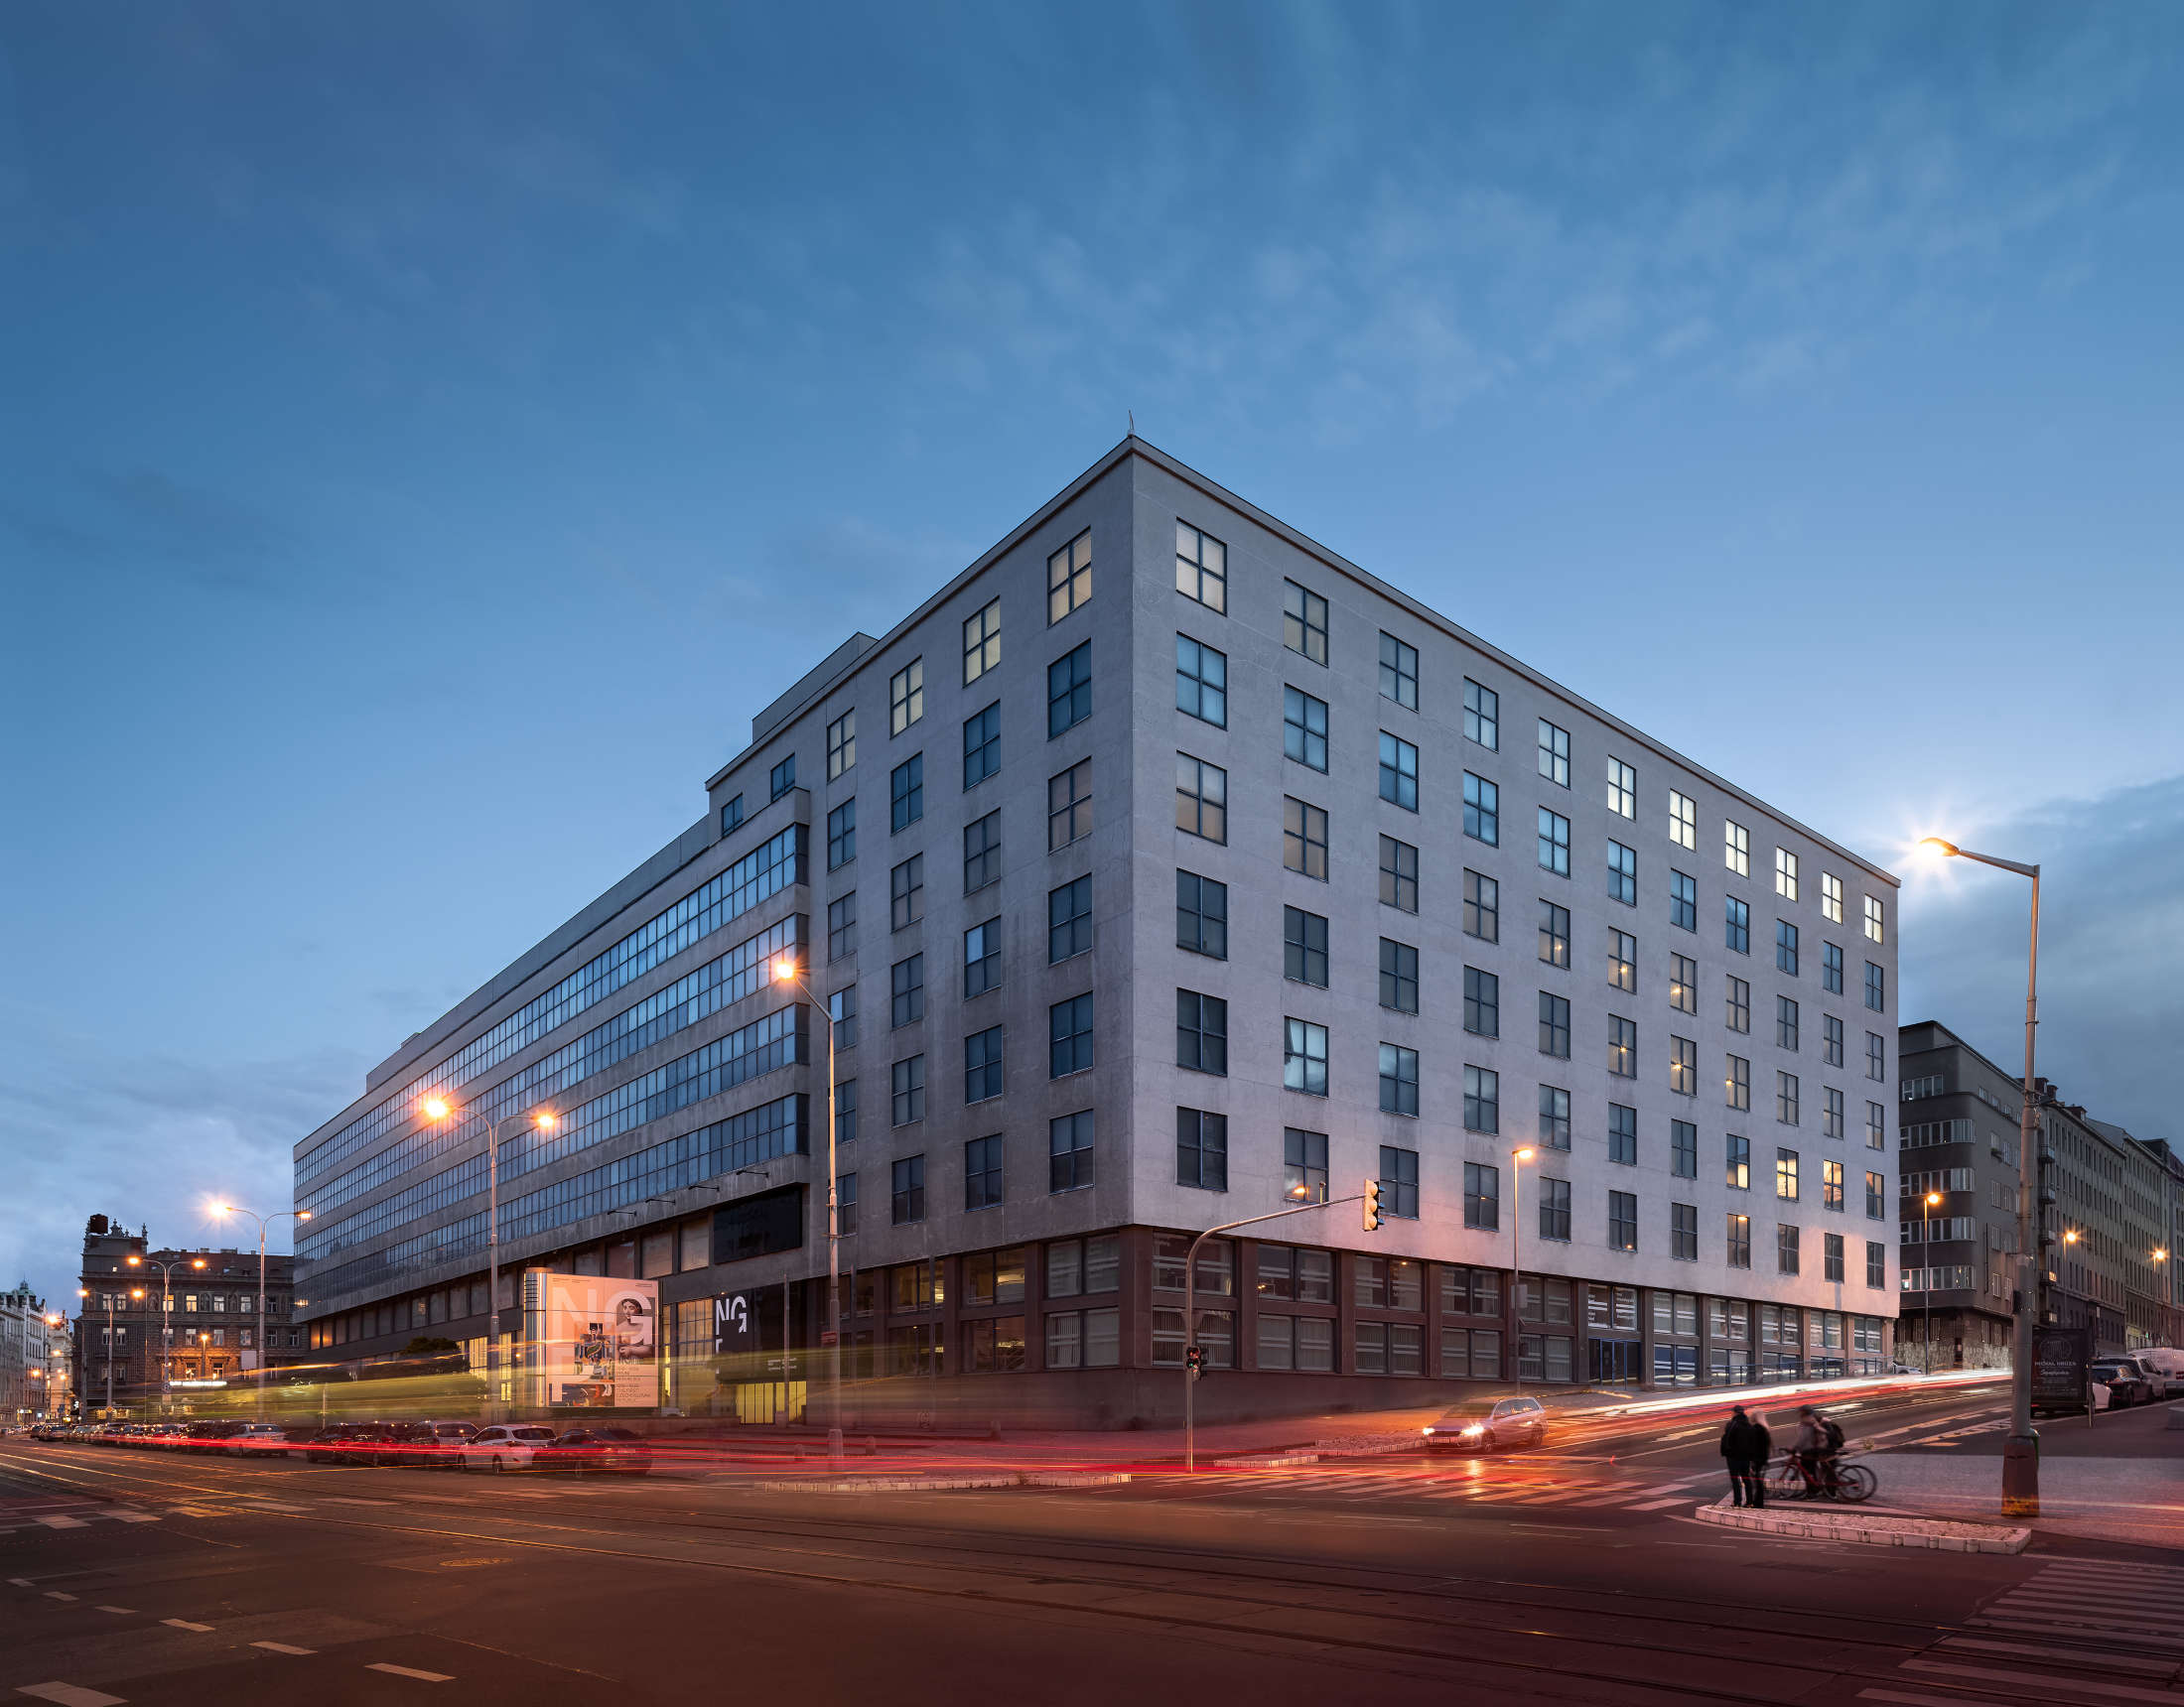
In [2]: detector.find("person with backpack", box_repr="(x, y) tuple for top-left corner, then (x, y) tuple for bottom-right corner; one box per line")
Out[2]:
(1717, 1405), (1769, 1508)
(1790, 1405), (1844, 1497)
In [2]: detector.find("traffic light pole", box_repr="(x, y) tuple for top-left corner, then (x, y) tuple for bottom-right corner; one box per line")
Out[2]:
(1183, 1183), (1381, 1471)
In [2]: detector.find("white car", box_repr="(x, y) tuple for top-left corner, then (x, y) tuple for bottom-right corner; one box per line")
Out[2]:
(462, 1424), (558, 1473)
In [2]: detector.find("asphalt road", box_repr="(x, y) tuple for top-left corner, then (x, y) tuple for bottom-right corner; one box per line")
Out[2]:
(4, 1382), (2179, 1707)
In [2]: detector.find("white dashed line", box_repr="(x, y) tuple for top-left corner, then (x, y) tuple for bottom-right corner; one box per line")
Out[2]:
(365, 1663), (453, 1681)
(44, 1591), (76, 1601)
(94, 1606), (136, 1615)
(106, 1510), (158, 1524)
(7, 1576), (33, 1586)
(34, 1515), (87, 1530)
(251, 1641), (316, 1655)
(17, 1683), (127, 1706)
(161, 1619), (213, 1632)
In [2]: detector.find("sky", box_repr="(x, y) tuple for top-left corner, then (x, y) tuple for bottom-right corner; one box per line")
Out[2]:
(5, 3), (2182, 1315)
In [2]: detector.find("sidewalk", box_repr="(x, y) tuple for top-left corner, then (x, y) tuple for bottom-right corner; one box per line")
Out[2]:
(1860, 1451), (2184, 1550)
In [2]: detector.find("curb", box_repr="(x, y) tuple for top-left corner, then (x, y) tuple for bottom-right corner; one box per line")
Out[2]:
(1312, 1434), (1422, 1457)
(755, 1471), (1132, 1495)
(1214, 1452), (1321, 1468)
(1695, 1498), (2029, 1553)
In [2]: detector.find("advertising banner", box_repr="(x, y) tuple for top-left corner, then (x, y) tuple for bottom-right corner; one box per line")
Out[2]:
(2031, 1325), (2091, 1414)
(533, 1273), (659, 1409)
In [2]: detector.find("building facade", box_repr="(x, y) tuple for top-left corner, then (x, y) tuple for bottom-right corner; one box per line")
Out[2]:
(294, 440), (1901, 1423)
(0, 1281), (57, 1423)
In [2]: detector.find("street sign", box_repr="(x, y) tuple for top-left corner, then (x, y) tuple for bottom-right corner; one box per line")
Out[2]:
(2031, 1325), (2091, 1414)
(819, 1330), (839, 1347)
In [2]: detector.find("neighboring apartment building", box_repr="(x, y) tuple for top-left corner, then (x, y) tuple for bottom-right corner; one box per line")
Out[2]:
(293, 439), (1902, 1423)
(0, 1281), (56, 1423)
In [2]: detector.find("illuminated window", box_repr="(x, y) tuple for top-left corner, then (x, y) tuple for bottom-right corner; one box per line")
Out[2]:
(1047, 529), (1091, 624)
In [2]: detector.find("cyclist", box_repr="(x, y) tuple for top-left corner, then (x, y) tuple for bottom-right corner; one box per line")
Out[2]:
(1789, 1405), (1844, 1497)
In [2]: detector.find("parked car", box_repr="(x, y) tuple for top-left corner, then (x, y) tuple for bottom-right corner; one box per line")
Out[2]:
(184, 1420), (245, 1454)
(315, 1422), (403, 1466)
(2091, 1358), (2153, 1408)
(1423, 1395), (1549, 1453)
(462, 1424), (559, 1473)
(2120, 1353), (2174, 1401)
(222, 1423), (293, 1458)
(2136, 1348), (2184, 1393)
(550, 1427), (654, 1476)
(387, 1420), (477, 1468)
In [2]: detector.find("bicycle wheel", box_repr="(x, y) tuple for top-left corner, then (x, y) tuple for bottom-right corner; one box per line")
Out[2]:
(1835, 1464), (1875, 1504)
(1766, 1459), (1801, 1499)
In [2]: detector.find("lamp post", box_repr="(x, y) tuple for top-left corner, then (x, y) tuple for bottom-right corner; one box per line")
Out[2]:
(769, 954), (843, 1464)
(1922, 1191), (1942, 1374)
(1920, 837), (2042, 1517)
(1508, 1146), (1536, 1394)
(196, 1331), (211, 1381)
(213, 1206), (312, 1420)
(128, 1253), (205, 1414)
(79, 1285), (145, 1417)
(422, 1097), (557, 1424)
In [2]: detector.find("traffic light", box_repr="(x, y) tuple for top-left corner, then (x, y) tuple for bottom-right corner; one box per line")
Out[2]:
(1185, 1345), (1204, 1379)
(1363, 1177), (1383, 1232)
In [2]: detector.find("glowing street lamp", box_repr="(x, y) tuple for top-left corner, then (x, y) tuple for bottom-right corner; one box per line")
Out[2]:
(1509, 1146), (1536, 1394)
(1921, 1191), (1945, 1374)
(212, 1205), (311, 1419)
(770, 951), (845, 1462)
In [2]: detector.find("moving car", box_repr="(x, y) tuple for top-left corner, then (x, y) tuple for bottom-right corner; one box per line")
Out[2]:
(550, 1427), (654, 1476)
(1423, 1395), (1549, 1453)
(463, 1424), (559, 1473)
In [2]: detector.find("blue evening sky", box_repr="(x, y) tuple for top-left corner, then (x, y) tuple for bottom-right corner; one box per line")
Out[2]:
(5, 5), (2182, 1308)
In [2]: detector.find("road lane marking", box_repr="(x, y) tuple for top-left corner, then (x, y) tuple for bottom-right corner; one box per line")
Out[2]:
(251, 1641), (315, 1654)
(1630, 1497), (1692, 1510)
(8, 1577), (33, 1586)
(1901, 1658), (2184, 1703)
(34, 1516), (87, 1530)
(324, 1497), (394, 1507)
(161, 1620), (212, 1632)
(366, 1664), (453, 1681)
(105, 1510), (157, 1524)
(16, 1684), (128, 1706)
(1859, 1691), (2015, 1707)
(1938, 1637), (2177, 1676)
(44, 1591), (76, 1601)
(93, 1607), (136, 1616)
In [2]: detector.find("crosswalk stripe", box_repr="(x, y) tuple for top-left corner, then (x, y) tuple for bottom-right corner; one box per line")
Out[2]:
(1631, 1496), (1693, 1510)
(16, 1683), (128, 1706)
(34, 1516), (87, 1530)
(1971, 1619), (2184, 1653)
(161, 1621), (212, 1632)
(365, 1663), (453, 1681)
(1938, 1637), (2179, 1676)
(251, 1642), (315, 1655)
(1859, 1689), (2017, 1707)
(105, 1510), (158, 1524)
(1901, 1657), (2184, 1704)
(1991, 1594), (2184, 1620)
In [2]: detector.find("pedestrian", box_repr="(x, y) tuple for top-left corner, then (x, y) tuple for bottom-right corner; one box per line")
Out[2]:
(1718, 1404), (1765, 1508)
(1744, 1409), (1771, 1508)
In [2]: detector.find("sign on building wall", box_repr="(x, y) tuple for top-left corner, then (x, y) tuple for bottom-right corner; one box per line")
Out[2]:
(525, 1272), (659, 1408)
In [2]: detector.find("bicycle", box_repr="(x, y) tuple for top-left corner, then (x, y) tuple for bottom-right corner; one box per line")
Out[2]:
(1766, 1452), (1876, 1504)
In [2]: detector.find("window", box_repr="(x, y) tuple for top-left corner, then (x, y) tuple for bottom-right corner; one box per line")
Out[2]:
(1778, 1071), (1801, 1126)
(1378, 1146), (1420, 1218)
(1670, 953), (1698, 1014)
(1459, 773), (1499, 846)
(1463, 1065), (1499, 1132)
(1175, 634), (1227, 726)
(1776, 994), (1800, 1052)
(1823, 1013), (1844, 1067)
(1539, 899), (1570, 968)
(720, 794), (744, 836)
(1048, 759), (1092, 850)
(1866, 1032), (1886, 1082)
(1464, 1162), (1499, 1230)
(1462, 869), (1498, 941)
(963, 810), (1002, 893)
(1866, 1240), (1886, 1288)
(1378, 732), (1419, 811)
(1283, 686), (1329, 771)
(963, 596), (1001, 685)
(889, 753), (923, 832)
(1175, 754), (1226, 842)
(1536, 807), (1570, 875)
(1283, 797), (1328, 879)
(1174, 521), (1225, 611)
(1726, 976), (1749, 1033)
(1670, 869), (1698, 932)
(770, 754), (797, 800)
(1176, 870), (1228, 958)
(1607, 758), (1636, 819)
(1727, 1132), (1750, 1190)
(1538, 719), (1570, 787)
(1047, 529), (1091, 623)
(962, 702), (1001, 790)
(1176, 1109), (1228, 1190)
(1049, 994), (1094, 1077)
(1284, 907), (1329, 986)
(1380, 837), (1419, 912)
(1379, 1045), (1420, 1116)
(1672, 1119), (1697, 1178)
(1463, 966), (1499, 1036)
(1727, 1213), (1751, 1268)
(1820, 870), (1843, 924)
(1539, 1177), (1571, 1242)
(1539, 992), (1570, 1059)
(1823, 1086), (1844, 1140)
(1775, 847), (1799, 901)
(890, 1055), (925, 1125)
(1283, 579), (1327, 664)
(1778, 1223), (1800, 1275)
(827, 710), (856, 780)
(1609, 1191), (1638, 1251)
(889, 854), (924, 930)
(1175, 990), (1228, 1074)
(959, 1022), (1003, 1105)
(1669, 790), (1698, 851)
(1727, 1053), (1750, 1111)
(1607, 928), (1636, 992)
(1865, 1170), (1885, 1219)
(1259, 1246), (1335, 1305)
(1671, 1035), (1698, 1097)
(1048, 875), (1093, 963)
(1866, 1101), (1885, 1149)
(1380, 938), (1420, 1013)
(1726, 896), (1749, 954)
(963, 918), (1001, 998)
(1823, 941), (1843, 993)
(1285, 1019), (1329, 1096)
(1463, 679), (1499, 749)
(1776, 918), (1799, 977)
(1539, 1085), (1571, 1149)
(824, 800), (857, 872)
(1286, 1128), (1329, 1202)
(1863, 895), (1885, 944)
(1725, 820), (1749, 877)
(829, 985), (858, 1050)
(1609, 1103), (1637, 1165)
(1776, 1147), (1799, 1200)
(1607, 1015), (1637, 1078)
(1048, 640), (1092, 736)
(890, 953), (925, 1027)
(889, 659), (924, 735)
(1864, 961), (1886, 1013)
(1823, 1158), (1844, 1212)
(1048, 1111), (1094, 1191)
(1672, 1202), (1699, 1261)
(1379, 632), (1418, 709)
(965, 1134), (1004, 1209)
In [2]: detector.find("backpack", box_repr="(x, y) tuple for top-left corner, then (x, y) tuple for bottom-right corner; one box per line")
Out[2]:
(1822, 1419), (1844, 1452)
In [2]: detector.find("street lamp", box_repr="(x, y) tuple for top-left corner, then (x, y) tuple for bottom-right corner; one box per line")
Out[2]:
(1919, 835), (2042, 1517)
(129, 1253), (205, 1414)
(1922, 1192), (1942, 1375)
(1508, 1146), (1535, 1394)
(196, 1331), (211, 1381)
(213, 1205), (312, 1421)
(421, 1096), (556, 1424)
(770, 953), (844, 1464)
(79, 1284), (146, 1417)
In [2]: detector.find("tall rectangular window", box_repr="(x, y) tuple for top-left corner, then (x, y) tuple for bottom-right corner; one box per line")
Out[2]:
(835, 1078), (859, 1147)
(1048, 759), (1092, 850)
(1539, 899), (1570, 967)
(1176, 870), (1228, 958)
(1671, 953), (1698, 1013)
(1538, 807), (1570, 874)
(1047, 529), (1091, 623)
(1464, 772), (1499, 845)
(1049, 993), (1094, 1078)
(965, 1027), (1004, 1105)
(1284, 686), (1329, 771)
(891, 1154), (925, 1224)
(1778, 1071), (1801, 1126)
(1174, 521), (1225, 611)
(1823, 1086), (1844, 1139)
(1175, 634), (1227, 726)
(1866, 1241), (1886, 1288)
(1607, 757), (1636, 819)
(828, 799), (857, 870)
(1608, 928), (1636, 992)
(1726, 896), (1750, 954)
(770, 754), (797, 800)
(964, 1134), (1004, 1209)
(1725, 820), (1749, 876)
(1380, 938), (1420, 1013)
(963, 917), (1001, 998)
(720, 794), (744, 835)
(1538, 991), (1570, 1059)
(1538, 719), (1570, 787)
(1671, 1035), (1698, 1097)
(963, 810), (1002, 893)
(1727, 1132), (1749, 1190)
(962, 596), (1000, 684)
(1283, 579), (1328, 664)
(1378, 1146), (1420, 1218)
(1672, 1202), (1699, 1261)
(1048, 640), (1092, 737)
(1822, 1158), (1844, 1211)
(827, 710), (857, 780)
(1462, 869), (1498, 941)
(1669, 790), (1698, 850)
(1175, 989), (1229, 1075)
(1463, 1162), (1499, 1230)
(1048, 875), (1093, 963)
(1380, 836), (1419, 912)
(1284, 797), (1328, 879)
(1820, 870), (1843, 924)
(1863, 895), (1885, 944)
(1866, 1032), (1886, 1082)
(1609, 1103), (1637, 1165)
(1607, 1015), (1637, 1078)
(1379, 732), (1419, 811)
(1775, 847), (1799, 901)
(962, 702), (1001, 790)
(1048, 1110), (1094, 1191)
(1777, 918), (1799, 976)
(890, 952), (925, 1027)
(889, 854), (924, 930)
(1539, 1177), (1571, 1242)
(1286, 1128), (1329, 1202)
(1775, 1147), (1799, 1200)
(1539, 1085), (1570, 1149)
(1462, 966), (1499, 1037)
(828, 893), (857, 964)
(1463, 679), (1499, 749)
(1726, 976), (1749, 1032)
(1727, 1214), (1751, 1268)
(1865, 962), (1886, 1013)
(1777, 1224), (1800, 1276)
(1379, 1044), (1420, 1116)
(1379, 632), (1418, 709)
(889, 658), (924, 735)
(1283, 906), (1328, 986)
(1670, 869), (1697, 932)
(1609, 1191), (1638, 1251)
(1823, 1013), (1844, 1067)
(1672, 1119), (1698, 1178)
(1284, 1019), (1329, 1096)
(1866, 1101), (1885, 1149)
(1176, 1108), (1228, 1190)
(1824, 941), (1844, 993)
(1607, 841), (1637, 905)
(889, 753), (923, 832)
(1727, 1054), (1750, 1111)
(1865, 1170), (1885, 1219)
(890, 1055), (925, 1125)
(1463, 1065), (1499, 1133)
(1175, 754), (1227, 843)
(1776, 994), (1800, 1052)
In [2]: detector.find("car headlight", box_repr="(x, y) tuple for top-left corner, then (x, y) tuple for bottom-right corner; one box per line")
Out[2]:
(1460, 1424), (1486, 1436)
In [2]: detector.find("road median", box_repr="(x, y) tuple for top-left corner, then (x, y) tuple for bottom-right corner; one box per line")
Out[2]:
(1695, 1497), (2029, 1553)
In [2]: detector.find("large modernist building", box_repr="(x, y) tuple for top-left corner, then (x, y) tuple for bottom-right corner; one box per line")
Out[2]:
(294, 440), (1902, 1423)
